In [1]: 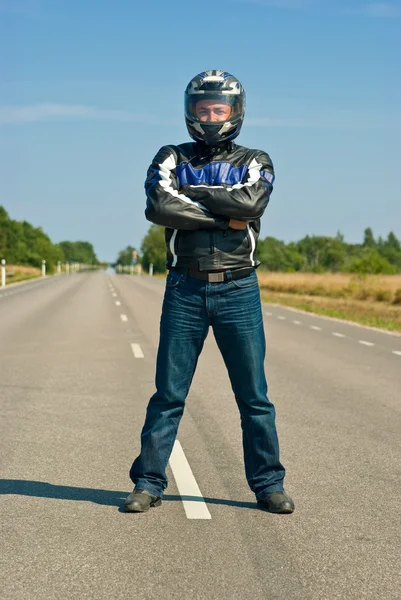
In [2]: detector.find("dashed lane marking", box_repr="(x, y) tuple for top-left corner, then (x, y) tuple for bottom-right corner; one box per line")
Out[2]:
(293, 320), (302, 325)
(131, 343), (144, 358)
(115, 301), (121, 306)
(120, 314), (128, 322)
(359, 340), (375, 347)
(169, 440), (211, 520)
(332, 332), (346, 338)
(310, 325), (322, 331)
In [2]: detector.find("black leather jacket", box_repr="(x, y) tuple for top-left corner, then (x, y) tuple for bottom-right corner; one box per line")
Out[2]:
(144, 141), (275, 271)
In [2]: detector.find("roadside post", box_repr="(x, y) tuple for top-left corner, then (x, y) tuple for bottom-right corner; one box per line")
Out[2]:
(1, 259), (5, 287)
(42, 260), (46, 277)
(149, 263), (153, 277)
(57, 261), (61, 274)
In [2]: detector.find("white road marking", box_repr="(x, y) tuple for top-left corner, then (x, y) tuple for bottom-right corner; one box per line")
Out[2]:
(169, 440), (211, 520)
(392, 351), (401, 356)
(359, 340), (374, 347)
(277, 316), (286, 320)
(112, 293), (117, 297)
(293, 320), (302, 325)
(120, 314), (128, 322)
(332, 332), (345, 338)
(115, 301), (121, 306)
(265, 311), (272, 316)
(310, 325), (322, 331)
(131, 343), (144, 358)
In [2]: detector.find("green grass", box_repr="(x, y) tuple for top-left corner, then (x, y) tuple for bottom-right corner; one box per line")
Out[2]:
(261, 292), (401, 333)
(6, 273), (42, 284)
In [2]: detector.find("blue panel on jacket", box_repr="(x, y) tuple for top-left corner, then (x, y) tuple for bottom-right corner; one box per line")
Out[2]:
(176, 162), (248, 186)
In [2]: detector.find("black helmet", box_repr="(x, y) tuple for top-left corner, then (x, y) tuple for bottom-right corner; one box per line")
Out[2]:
(184, 70), (246, 145)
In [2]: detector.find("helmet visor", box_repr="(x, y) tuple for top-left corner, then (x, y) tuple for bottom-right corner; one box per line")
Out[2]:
(185, 93), (244, 124)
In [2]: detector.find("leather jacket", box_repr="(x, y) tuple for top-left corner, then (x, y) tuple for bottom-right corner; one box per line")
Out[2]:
(144, 140), (275, 271)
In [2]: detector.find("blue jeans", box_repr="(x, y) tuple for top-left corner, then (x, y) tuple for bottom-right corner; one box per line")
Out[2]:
(130, 268), (285, 500)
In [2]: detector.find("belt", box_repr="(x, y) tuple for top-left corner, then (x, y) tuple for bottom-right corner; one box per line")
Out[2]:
(172, 267), (255, 283)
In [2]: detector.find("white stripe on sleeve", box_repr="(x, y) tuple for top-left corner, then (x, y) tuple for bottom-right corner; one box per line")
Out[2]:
(158, 155), (210, 212)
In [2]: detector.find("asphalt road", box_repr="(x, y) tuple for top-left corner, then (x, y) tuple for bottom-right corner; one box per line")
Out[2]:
(1, 271), (400, 600)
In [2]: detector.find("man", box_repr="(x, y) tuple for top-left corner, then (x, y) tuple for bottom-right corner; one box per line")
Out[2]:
(125, 70), (294, 515)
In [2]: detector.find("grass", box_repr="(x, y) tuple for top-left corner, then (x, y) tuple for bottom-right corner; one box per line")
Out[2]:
(3, 265), (42, 284)
(257, 272), (401, 333)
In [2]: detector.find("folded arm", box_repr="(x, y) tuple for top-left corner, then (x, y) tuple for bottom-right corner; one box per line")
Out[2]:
(144, 146), (229, 231)
(182, 152), (275, 221)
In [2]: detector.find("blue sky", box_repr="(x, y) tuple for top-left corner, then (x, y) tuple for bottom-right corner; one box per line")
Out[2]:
(1, 0), (400, 261)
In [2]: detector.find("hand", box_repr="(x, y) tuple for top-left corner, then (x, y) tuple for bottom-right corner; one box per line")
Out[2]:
(229, 219), (248, 230)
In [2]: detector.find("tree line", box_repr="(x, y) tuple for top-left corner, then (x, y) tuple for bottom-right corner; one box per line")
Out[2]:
(0, 205), (99, 271)
(115, 225), (401, 275)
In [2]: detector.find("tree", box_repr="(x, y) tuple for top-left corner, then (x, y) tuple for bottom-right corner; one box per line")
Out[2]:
(345, 248), (396, 274)
(115, 245), (140, 267)
(0, 205), (99, 271)
(363, 227), (376, 249)
(257, 237), (303, 271)
(58, 241), (99, 265)
(141, 225), (166, 273)
(380, 232), (401, 270)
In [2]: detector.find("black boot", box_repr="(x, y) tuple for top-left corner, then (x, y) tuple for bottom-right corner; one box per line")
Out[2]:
(124, 489), (162, 513)
(257, 491), (295, 514)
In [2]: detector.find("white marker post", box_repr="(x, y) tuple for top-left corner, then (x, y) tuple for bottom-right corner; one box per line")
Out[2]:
(57, 261), (61, 274)
(1, 259), (6, 287)
(149, 263), (153, 277)
(42, 260), (46, 277)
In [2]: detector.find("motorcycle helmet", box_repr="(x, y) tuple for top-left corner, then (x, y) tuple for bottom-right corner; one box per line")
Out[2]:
(184, 70), (246, 145)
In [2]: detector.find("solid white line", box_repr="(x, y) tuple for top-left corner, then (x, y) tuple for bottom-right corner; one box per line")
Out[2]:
(293, 320), (302, 325)
(169, 440), (211, 520)
(131, 343), (144, 358)
(332, 332), (345, 338)
(120, 314), (128, 322)
(392, 351), (401, 356)
(115, 301), (121, 306)
(277, 316), (286, 320)
(359, 340), (374, 346)
(310, 325), (322, 331)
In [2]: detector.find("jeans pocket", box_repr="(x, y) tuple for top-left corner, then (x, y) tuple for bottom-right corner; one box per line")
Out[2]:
(232, 271), (258, 289)
(165, 270), (183, 288)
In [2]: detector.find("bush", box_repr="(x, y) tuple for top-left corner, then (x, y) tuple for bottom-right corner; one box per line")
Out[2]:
(375, 289), (392, 303)
(393, 289), (401, 305)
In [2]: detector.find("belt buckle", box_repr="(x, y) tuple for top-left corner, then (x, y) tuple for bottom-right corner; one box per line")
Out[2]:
(208, 272), (225, 283)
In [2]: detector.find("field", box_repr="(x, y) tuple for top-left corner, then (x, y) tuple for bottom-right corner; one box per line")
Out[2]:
(257, 272), (401, 332)
(3, 265), (42, 284)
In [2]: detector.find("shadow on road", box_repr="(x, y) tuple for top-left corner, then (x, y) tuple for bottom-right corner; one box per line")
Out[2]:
(0, 479), (258, 510)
